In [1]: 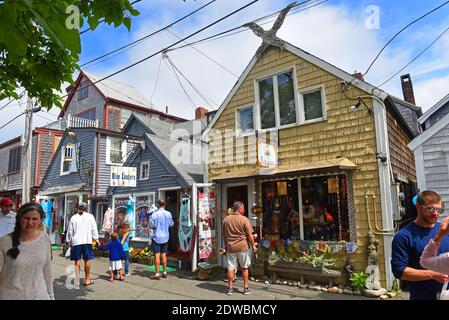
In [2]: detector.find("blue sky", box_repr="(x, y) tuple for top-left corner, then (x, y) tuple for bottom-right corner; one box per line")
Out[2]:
(2, 0), (449, 142)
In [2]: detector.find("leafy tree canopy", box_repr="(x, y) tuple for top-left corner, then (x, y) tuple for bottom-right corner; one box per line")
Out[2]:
(0, 0), (140, 109)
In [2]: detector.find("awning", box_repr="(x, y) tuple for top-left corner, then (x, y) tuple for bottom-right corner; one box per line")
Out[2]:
(211, 158), (357, 182)
(38, 183), (91, 196)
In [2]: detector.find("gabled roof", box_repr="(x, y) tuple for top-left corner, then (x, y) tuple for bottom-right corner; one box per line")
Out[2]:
(418, 92), (449, 124)
(385, 96), (421, 137)
(408, 110), (449, 150)
(145, 134), (204, 185)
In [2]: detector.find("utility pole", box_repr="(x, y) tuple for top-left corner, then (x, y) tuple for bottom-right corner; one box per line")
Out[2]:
(21, 94), (33, 203)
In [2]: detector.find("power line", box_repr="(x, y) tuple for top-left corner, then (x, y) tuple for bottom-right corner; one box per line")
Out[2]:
(0, 111), (26, 131)
(0, 90), (26, 112)
(62, 0), (260, 101)
(163, 56), (197, 110)
(80, 0), (217, 67)
(150, 55), (163, 100)
(378, 25), (449, 88)
(165, 28), (238, 78)
(363, 0), (449, 77)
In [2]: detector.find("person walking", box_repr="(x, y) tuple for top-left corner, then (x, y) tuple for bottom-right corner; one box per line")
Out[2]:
(391, 190), (449, 300)
(149, 199), (174, 280)
(0, 197), (16, 238)
(66, 202), (99, 287)
(222, 201), (257, 295)
(98, 233), (124, 282)
(119, 221), (131, 276)
(0, 202), (54, 300)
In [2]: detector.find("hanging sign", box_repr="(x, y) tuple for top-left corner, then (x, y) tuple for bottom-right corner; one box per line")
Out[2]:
(198, 192), (216, 259)
(110, 166), (137, 187)
(258, 143), (277, 168)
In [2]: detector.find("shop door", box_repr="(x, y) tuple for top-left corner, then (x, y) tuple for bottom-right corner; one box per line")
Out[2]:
(227, 186), (248, 217)
(64, 195), (79, 231)
(165, 190), (179, 253)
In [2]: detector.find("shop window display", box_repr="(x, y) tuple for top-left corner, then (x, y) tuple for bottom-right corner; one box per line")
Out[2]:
(134, 195), (156, 240)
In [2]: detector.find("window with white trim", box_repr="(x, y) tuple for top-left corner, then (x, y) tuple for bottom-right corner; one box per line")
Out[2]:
(106, 137), (127, 165)
(236, 106), (254, 135)
(60, 144), (78, 175)
(140, 161), (150, 180)
(258, 70), (297, 130)
(299, 87), (325, 122)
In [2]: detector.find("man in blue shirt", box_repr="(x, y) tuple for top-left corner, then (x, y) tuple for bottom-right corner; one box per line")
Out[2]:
(391, 190), (449, 300)
(149, 199), (174, 280)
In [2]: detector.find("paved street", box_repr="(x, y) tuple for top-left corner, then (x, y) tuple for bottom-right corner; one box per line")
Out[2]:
(51, 250), (406, 300)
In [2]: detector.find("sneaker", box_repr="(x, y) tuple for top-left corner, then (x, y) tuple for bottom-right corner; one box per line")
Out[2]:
(243, 287), (252, 295)
(162, 273), (167, 279)
(225, 288), (233, 295)
(124, 273), (130, 277)
(150, 274), (160, 280)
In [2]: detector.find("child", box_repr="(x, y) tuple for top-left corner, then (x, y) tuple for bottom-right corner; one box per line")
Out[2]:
(119, 221), (131, 276)
(98, 233), (124, 282)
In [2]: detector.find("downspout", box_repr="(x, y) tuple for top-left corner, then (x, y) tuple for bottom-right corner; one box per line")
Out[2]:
(372, 97), (395, 290)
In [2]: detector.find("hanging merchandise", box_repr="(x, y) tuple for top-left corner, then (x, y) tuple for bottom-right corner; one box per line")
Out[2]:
(317, 241), (329, 253)
(178, 197), (194, 254)
(345, 242), (357, 253)
(125, 198), (135, 238)
(198, 192), (215, 260)
(41, 199), (54, 231)
(102, 208), (114, 234)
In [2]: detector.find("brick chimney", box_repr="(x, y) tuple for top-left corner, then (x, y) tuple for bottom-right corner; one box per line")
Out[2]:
(195, 107), (208, 119)
(400, 74), (416, 105)
(65, 85), (74, 93)
(353, 71), (364, 81)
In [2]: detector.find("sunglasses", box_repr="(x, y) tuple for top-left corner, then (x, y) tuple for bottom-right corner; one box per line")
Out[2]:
(421, 205), (445, 214)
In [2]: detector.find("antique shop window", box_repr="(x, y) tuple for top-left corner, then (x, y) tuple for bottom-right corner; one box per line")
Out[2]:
(134, 194), (155, 241)
(300, 87), (325, 122)
(262, 179), (300, 240)
(301, 175), (349, 241)
(236, 106), (254, 135)
(257, 70), (297, 130)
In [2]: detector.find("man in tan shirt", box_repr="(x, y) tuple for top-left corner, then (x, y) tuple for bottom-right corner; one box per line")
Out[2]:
(222, 201), (257, 295)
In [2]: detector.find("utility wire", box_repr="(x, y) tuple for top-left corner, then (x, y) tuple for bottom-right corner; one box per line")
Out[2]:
(62, 0), (260, 101)
(164, 53), (219, 107)
(0, 112), (26, 131)
(150, 55), (163, 100)
(0, 90), (26, 112)
(377, 25), (449, 88)
(363, 0), (449, 77)
(165, 28), (238, 78)
(80, 0), (217, 67)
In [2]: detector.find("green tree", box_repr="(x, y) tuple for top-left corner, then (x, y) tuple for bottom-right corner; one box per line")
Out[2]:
(0, 0), (140, 109)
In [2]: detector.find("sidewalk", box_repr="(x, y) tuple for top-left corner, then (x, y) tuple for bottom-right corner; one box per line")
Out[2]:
(52, 250), (406, 300)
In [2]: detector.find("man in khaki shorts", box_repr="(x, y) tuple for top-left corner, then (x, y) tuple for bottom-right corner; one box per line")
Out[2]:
(222, 201), (257, 295)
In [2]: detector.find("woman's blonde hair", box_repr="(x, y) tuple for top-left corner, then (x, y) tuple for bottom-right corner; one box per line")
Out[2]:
(120, 221), (131, 237)
(227, 208), (234, 215)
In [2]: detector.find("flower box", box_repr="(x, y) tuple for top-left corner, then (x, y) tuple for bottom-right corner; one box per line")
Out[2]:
(274, 261), (323, 272)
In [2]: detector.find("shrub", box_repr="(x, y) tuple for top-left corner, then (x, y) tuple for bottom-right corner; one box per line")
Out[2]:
(350, 272), (369, 292)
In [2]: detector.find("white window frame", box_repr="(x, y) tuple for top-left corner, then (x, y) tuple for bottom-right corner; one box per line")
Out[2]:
(254, 67), (300, 133)
(235, 105), (255, 137)
(60, 144), (73, 176)
(133, 192), (156, 242)
(298, 84), (327, 124)
(106, 136), (127, 165)
(140, 161), (150, 180)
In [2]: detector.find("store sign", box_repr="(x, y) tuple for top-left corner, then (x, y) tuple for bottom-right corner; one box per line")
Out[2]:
(258, 143), (277, 168)
(198, 192), (216, 260)
(110, 166), (137, 187)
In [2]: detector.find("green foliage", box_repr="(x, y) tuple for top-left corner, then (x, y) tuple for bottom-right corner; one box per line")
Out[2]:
(0, 0), (140, 110)
(350, 272), (369, 292)
(391, 278), (402, 294)
(267, 247), (336, 270)
(300, 252), (336, 269)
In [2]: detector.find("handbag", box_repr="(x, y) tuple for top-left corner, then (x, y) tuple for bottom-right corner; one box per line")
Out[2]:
(65, 247), (71, 259)
(440, 282), (449, 300)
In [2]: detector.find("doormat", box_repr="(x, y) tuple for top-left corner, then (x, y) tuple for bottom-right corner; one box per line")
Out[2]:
(147, 265), (176, 273)
(51, 245), (62, 250)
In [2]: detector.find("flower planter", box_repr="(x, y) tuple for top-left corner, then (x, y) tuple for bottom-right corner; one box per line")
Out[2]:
(274, 261), (323, 272)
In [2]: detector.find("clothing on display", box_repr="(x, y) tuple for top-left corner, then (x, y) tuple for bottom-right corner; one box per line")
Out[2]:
(178, 197), (194, 254)
(102, 208), (114, 234)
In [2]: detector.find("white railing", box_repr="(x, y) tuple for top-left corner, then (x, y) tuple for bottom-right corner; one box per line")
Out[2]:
(64, 114), (99, 129)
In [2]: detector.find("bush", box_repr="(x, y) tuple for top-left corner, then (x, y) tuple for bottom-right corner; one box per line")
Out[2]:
(350, 272), (368, 292)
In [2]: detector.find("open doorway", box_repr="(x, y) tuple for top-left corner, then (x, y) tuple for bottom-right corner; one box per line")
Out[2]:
(227, 185), (248, 217)
(164, 190), (179, 253)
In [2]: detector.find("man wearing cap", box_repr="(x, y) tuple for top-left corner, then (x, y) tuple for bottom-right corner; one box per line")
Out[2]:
(66, 202), (99, 286)
(0, 197), (16, 238)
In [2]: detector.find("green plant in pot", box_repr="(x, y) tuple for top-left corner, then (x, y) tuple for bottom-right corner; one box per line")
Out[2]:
(350, 272), (369, 292)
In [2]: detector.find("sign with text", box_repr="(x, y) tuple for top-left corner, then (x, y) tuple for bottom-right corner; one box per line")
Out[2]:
(258, 142), (277, 168)
(110, 166), (137, 187)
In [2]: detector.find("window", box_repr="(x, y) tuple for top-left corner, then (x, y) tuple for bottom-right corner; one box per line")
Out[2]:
(140, 161), (150, 180)
(236, 106), (254, 135)
(8, 147), (21, 173)
(78, 81), (88, 99)
(107, 137), (126, 165)
(300, 87), (325, 122)
(77, 109), (96, 121)
(257, 70), (297, 130)
(134, 194), (155, 240)
(60, 144), (78, 175)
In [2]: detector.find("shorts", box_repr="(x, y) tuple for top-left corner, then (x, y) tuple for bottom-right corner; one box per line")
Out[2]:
(109, 260), (123, 271)
(70, 244), (94, 261)
(226, 250), (251, 270)
(151, 241), (168, 253)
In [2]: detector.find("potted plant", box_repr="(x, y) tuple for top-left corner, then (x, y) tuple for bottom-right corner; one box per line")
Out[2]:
(350, 271), (368, 292)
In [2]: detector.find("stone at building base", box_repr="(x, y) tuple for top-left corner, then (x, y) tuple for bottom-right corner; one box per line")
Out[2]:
(363, 288), (387, 298)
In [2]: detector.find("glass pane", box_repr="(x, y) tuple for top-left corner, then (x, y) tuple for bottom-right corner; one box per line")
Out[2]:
(277, 71), (296, 126)
(238, 107), (254, 133)
(258, 78), (276, 129)
(303, 90), (323, 121)
(135, 195), (154, 240)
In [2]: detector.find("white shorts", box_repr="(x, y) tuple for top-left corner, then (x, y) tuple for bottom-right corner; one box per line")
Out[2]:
(226, 250), (251, 270)
(109, 260), (123, 271)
